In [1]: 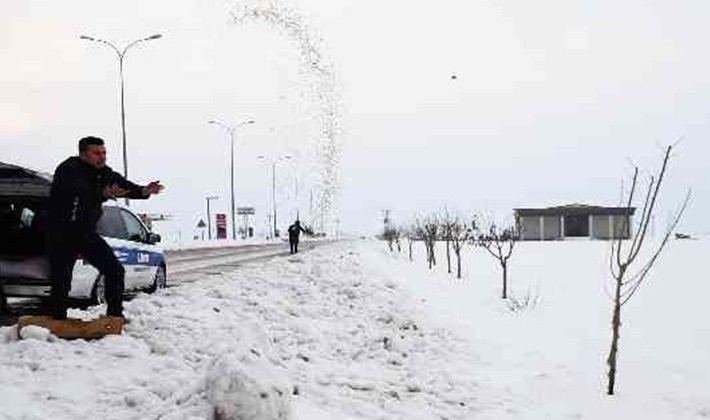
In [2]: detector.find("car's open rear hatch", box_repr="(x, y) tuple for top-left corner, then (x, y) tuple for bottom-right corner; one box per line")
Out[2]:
(0, 161), (50, 257)
(0, 161), (52, 299)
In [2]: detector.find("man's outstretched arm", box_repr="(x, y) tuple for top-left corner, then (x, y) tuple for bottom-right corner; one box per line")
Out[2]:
(106, 170), (163, 200)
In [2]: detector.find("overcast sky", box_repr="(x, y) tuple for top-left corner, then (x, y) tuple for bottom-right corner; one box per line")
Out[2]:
(2, 0), (709, 237)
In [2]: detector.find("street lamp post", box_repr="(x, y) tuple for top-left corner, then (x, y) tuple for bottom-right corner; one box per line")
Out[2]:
(291, 170), (300, 221)
(208, 118), (255, 241)
(80, 33), (162, 206)
(258, 155), (291, 239)
(205, 195), (219, 240)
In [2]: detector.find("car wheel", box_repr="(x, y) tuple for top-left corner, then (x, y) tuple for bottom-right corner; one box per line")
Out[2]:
(91, 274), (106, 305)
(148, 265), (167, 293)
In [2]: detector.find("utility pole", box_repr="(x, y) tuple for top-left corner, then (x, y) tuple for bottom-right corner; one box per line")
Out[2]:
(208, 118), (255, 240)
(309, 189), (314, 215)
(80, 33), (162, 206)
(382, 209), (391, 234)
(272, 162), (276, 237)
(258, 155), (291, 239)
(294, 175), (299, 221)
(205, 195), (219, 240)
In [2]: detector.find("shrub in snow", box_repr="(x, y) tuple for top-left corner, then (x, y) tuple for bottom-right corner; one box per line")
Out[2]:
(207, 350), (293, 420)
(505, 288), (541, 314)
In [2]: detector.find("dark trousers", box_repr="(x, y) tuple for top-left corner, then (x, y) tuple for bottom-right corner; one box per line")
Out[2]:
(289, 239), (299, 254)
(48, 232), (125, 318)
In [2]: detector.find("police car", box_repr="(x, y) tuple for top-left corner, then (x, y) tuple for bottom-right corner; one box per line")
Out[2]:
(0, 202), (168, 304)
(74, 202), (168, 303)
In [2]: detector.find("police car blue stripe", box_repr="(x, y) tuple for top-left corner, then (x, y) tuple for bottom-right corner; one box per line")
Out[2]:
(112, 247), (164, 267)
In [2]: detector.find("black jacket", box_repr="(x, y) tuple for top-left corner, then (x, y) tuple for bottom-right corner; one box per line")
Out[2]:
(288, 223), (306, 240)
(47, 157), (147, 236)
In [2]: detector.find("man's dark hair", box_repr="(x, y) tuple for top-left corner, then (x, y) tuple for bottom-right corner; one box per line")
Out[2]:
(78, 136), (105, 153)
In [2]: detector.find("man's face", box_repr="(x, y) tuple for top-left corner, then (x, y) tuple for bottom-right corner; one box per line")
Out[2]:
(80, 144), (107, 169)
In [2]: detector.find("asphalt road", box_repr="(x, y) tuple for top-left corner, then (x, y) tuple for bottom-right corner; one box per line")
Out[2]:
(0, 240), (324, 327)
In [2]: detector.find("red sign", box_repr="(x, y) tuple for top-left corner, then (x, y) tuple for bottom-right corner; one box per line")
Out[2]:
(216, 214), (227, 239)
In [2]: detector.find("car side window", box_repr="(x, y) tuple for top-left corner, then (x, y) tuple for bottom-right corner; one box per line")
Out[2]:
(121, 209), (148, 243)
(97, 206), (128, 239)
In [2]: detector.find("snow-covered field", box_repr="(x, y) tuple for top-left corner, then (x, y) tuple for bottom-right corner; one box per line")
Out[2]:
(1, 239), (708, 419)
(396, 238), (710, 419)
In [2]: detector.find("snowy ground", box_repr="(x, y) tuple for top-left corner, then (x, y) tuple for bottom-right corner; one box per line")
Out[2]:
(1, 239), (708, 419)
(392, 238), (710, 419)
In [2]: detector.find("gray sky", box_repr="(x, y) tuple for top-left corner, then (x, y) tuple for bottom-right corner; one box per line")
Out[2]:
(2, 0), (709, 237)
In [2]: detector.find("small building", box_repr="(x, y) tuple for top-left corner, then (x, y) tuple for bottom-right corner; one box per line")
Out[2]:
(514, 204), (636, 241)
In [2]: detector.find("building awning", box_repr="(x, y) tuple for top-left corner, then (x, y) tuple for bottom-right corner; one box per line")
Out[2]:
(514, 204), (636, 217)
(0, 161), (52, 199)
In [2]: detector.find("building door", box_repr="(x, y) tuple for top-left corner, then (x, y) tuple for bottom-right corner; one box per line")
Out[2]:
(564, 214), (589, 237)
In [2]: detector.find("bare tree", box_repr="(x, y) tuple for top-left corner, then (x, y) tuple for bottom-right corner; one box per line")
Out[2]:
(382, 226), (397, 252)
(450, 215), (475, 279)
(414, 219), (427, 265)
(425, 217), (439, 269)
(416, 216), (439, 269)
(441, 208), (455, 274)
(402, 225), (417, 261)
(476, 218), (519, 299)
(606, 144), (691, 396)
(394, 228), (402, 253)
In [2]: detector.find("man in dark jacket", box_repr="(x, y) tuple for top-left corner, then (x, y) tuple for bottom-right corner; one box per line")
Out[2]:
(47, 136), (163, 319)
(287, 220), (306, 254)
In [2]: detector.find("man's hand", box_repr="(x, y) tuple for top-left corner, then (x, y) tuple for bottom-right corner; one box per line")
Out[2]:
(144, 181), (164, 196)
(104, 184), (130, 199)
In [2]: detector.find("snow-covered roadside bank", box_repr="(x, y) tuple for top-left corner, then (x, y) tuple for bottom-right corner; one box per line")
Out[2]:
(4, 238), (704, 419)
(0, 241), (482, 420)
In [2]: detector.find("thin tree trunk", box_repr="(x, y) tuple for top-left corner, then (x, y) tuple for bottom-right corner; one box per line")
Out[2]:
(427, 242), (433, 269)
(408, 241), (413, 261)
(447, 242), (453, 273)
(456, 251), (462, 279)
(501, 262), (508, 299)
(607, 269), (625, 395)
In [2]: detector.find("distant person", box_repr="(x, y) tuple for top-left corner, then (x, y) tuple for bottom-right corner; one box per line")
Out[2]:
(46, 136), (164, 320)
(287, 220), (306, 254)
